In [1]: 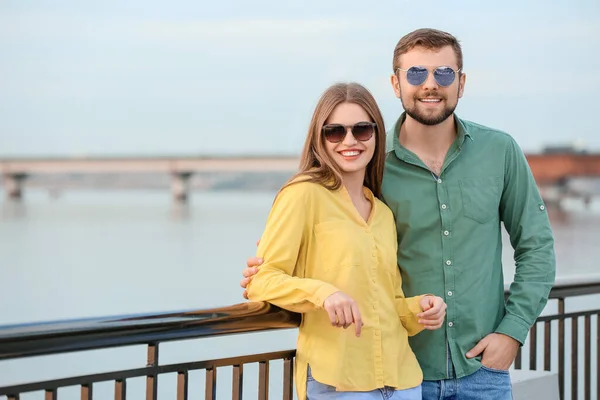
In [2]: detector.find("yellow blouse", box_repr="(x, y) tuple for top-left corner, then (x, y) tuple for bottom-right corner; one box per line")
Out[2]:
(246, 180), (424, 400)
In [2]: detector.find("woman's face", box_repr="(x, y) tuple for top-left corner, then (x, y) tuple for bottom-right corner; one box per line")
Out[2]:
(322, 102), (376, 178)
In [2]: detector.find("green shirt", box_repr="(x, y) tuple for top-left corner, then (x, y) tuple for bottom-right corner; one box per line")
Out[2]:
(382, 113), (556, 380)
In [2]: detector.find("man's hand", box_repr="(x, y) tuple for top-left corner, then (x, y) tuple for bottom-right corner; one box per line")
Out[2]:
(466, 333), (520, 370)
(323, 291), (363, 337)
(417, 295), (447, 330)
(240, 256), (262, 299)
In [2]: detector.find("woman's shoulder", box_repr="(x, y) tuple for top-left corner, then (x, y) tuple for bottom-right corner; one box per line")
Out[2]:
(280, 176), (330, 196)
(275, 176), (330, 206)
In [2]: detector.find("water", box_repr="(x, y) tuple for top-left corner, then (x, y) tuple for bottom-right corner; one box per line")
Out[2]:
(1, 189), (599, 399)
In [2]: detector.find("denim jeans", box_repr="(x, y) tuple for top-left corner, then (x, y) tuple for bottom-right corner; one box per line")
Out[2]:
(306, 366), (422, 400)
(421, 366), (513, 400)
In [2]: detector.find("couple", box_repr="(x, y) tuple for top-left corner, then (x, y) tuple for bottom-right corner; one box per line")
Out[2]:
(239, 28), (556, 400)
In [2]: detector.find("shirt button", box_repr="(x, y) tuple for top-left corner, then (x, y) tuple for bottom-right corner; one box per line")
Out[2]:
(448, 322), (454, 327)
(437, 179), (442, 184)
(446, 260), (452, 266)
(540, 205), (545, 211)
(375, 331), (381, 336)
(441, 204), (447, 210)
(448, 291), (453, 296)
(372, 305), (376, 309)
(443, 230), (449, 236)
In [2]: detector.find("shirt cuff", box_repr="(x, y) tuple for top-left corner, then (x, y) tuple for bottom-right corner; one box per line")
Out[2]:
(312, 283), (340, 308)
(408, 295), (427, 315)
(495, 314), (531, 345)
(404, 294), (436, 316)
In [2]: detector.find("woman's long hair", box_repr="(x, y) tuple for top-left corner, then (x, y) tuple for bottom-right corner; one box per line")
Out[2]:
(283, 82), (386, 198)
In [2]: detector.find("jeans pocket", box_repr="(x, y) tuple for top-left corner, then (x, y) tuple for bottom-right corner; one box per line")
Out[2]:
(481, 365), (510, 375)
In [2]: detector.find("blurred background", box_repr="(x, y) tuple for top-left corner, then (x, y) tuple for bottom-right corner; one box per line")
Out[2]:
(1, 0), (599, 399)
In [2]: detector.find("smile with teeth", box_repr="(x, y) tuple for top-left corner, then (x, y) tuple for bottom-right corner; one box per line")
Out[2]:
(419, 98), (441, 103)
(339, 150), (362, 157)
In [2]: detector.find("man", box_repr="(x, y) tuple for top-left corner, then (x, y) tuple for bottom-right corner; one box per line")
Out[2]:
(241, 28), (556, 399)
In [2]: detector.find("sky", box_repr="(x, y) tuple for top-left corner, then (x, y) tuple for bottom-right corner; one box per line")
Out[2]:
(1, 0), (599, 157)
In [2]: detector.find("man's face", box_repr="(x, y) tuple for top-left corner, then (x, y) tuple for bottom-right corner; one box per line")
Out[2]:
(390, 45), (466, 126)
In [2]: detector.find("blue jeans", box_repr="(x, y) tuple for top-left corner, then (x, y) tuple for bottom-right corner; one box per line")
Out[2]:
(422, 366), (513, 400)
(306, 366), (422, 400)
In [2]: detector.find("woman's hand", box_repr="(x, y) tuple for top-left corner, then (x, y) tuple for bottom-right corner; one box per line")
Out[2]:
(323, 291), (364, 337)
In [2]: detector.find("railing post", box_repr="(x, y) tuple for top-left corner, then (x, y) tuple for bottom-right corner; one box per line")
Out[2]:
(529, 323), (537, 370)
(514, 347), (522, 370)
(146, 343), (159, 400)
(558, 298), (565, 399)
(232, 364), (243, 400)
(81, 383), (93, 400)
(258, 361), (269, 400)
(584, 315), (591, 400)
(544, 321), (552, 371)
(571, 317), (579, 400)
(283, 357), (294, 400)
(177, 371), (188, 400)
(205, 367), (217, 400)
(597, 315), (599, 400)
(114, 380), (126, 400)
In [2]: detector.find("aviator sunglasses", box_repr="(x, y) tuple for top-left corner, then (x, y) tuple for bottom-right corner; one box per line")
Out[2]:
(396, 66), (461, 87)
(322, 122), (377, 143)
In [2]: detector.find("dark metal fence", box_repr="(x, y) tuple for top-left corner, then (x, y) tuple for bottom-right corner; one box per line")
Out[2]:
(511, 277), (600, 400)
(1, 277), (599, 399)
(0, 302), (300, 400)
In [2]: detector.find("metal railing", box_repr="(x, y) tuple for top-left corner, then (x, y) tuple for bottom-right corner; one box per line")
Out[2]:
(1, 276), (599, 400)
(511, 275), (600, 400)
(0, 302), (300, 400)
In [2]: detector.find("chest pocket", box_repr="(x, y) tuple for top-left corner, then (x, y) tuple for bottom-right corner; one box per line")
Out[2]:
(459, 176), (502, 224)
(313, 220), (363, 280)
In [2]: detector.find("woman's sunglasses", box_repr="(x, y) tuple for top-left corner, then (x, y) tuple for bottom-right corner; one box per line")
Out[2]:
(396, 66), (461, 87)
(322, 122), (376, 143)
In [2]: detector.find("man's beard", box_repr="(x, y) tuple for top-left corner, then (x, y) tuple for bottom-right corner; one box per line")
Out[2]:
(401, 90), (458, 126)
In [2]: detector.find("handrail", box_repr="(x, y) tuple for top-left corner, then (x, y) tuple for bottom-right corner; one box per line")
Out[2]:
(547, 275), (600, 298)
(0, 302), (301, 361)
(504, 274), (600, 297)
(1, 276), (599, 362)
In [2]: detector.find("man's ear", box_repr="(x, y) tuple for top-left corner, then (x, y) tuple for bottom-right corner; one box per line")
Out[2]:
(390, 74), (401, 98)
(458, 72), (466, 98)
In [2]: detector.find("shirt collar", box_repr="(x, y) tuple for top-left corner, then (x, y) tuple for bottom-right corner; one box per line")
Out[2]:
(386, 112), (473, 159)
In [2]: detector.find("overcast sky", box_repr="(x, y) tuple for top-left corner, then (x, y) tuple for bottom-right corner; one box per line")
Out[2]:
(1, 0), (599, 157)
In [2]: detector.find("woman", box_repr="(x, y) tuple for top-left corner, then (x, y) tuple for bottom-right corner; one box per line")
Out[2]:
(246, 82), (446, 400)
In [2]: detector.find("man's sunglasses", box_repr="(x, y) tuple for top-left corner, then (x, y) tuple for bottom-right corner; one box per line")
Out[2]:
(322, 122), (376, 143)
(396, 66), (461, 87)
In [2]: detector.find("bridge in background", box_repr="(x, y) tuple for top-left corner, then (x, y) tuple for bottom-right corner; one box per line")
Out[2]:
(1, 152), (599, 202)
(0, 156), (300, 201)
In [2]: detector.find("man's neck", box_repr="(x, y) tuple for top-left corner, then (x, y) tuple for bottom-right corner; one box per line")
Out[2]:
(399, 114), (457, 158)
